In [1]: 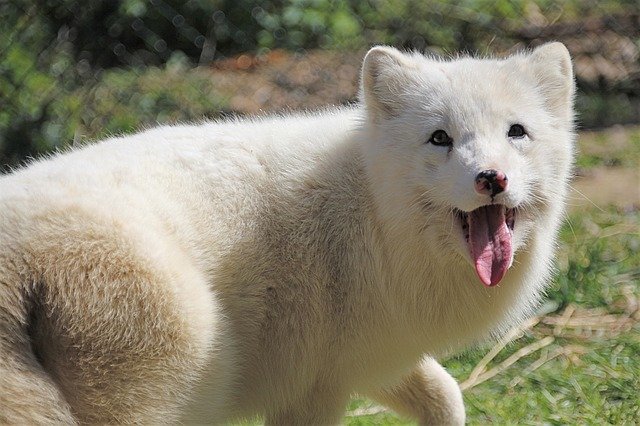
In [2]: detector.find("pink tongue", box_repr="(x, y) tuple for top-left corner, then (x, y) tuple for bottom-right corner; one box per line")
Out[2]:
(468, 205), (513, 286)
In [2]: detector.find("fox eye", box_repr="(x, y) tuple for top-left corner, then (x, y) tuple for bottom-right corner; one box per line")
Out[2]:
(428, 130), (452, 146)
(508, 124), (527, 138)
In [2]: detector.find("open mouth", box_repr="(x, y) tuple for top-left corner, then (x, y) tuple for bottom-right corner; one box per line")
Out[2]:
(455, 205), (516, 287)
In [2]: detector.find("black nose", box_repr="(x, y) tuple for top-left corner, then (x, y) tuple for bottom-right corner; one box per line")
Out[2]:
(475, 169), (508, 197)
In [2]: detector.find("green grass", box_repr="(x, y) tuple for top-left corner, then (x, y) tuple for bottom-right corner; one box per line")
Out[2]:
(575, 127), (640, 170)
(457, 334), (640, 425)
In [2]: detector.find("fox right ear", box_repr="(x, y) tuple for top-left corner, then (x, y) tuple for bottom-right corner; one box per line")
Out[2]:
(527, 42), (575, 121)
(360, 46), (415, 121)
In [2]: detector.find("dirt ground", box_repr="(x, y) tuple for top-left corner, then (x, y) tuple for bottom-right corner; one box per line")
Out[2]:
(571, 167), (639, 211)
(572, 126), (640, 212)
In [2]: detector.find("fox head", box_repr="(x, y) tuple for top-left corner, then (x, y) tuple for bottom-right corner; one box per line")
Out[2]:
(359, 43), (575, 287)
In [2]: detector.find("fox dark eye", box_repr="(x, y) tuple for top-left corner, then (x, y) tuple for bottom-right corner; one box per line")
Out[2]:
(508, 124), (527, 138)
(428, 130), (452, 146)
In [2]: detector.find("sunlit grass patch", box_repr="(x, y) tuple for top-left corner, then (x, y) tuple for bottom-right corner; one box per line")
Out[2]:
(576, 126), (640, 169)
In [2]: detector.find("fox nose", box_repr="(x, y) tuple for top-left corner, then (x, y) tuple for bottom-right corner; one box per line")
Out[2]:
(475, 169), (508, 197)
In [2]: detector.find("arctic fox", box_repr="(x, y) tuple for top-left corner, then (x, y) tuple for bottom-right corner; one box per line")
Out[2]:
(0, 43), (574, 424)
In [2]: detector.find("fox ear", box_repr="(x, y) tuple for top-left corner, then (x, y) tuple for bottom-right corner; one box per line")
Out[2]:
(527, 42), (575, 120)
(361, 46), (415, 121)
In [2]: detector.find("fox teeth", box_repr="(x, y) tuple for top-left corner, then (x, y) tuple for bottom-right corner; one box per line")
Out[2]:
(459, 211), (470, 242)
(505, 207), (516, 232)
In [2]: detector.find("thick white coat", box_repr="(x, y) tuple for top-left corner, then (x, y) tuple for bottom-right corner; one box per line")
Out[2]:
(0, 43), (575, 424)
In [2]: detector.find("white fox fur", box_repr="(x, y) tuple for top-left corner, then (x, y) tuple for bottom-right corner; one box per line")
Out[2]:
(0, 43), (575, 424)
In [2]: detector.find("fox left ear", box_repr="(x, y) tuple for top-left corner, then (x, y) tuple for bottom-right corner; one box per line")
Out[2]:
(360, 46), (416, 122)
(527, 42), (575, 121)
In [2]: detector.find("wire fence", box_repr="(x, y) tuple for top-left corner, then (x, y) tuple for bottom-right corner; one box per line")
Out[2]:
(1, 0), (638, 168)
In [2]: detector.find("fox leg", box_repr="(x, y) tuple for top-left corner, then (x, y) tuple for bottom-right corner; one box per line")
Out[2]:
(264, 383), (348, 426)
(370, 358), (465, 426)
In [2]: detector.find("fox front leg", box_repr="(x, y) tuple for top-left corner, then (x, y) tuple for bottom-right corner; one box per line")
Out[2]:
(370, 358), (465, 425)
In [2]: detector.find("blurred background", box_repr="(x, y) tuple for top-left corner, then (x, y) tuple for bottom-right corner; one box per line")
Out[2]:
(1, 0), (638, 166)
(2, 1), (638, 424)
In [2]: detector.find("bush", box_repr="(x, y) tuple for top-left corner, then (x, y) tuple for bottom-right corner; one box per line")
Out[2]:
(0, 48), (226, 168)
